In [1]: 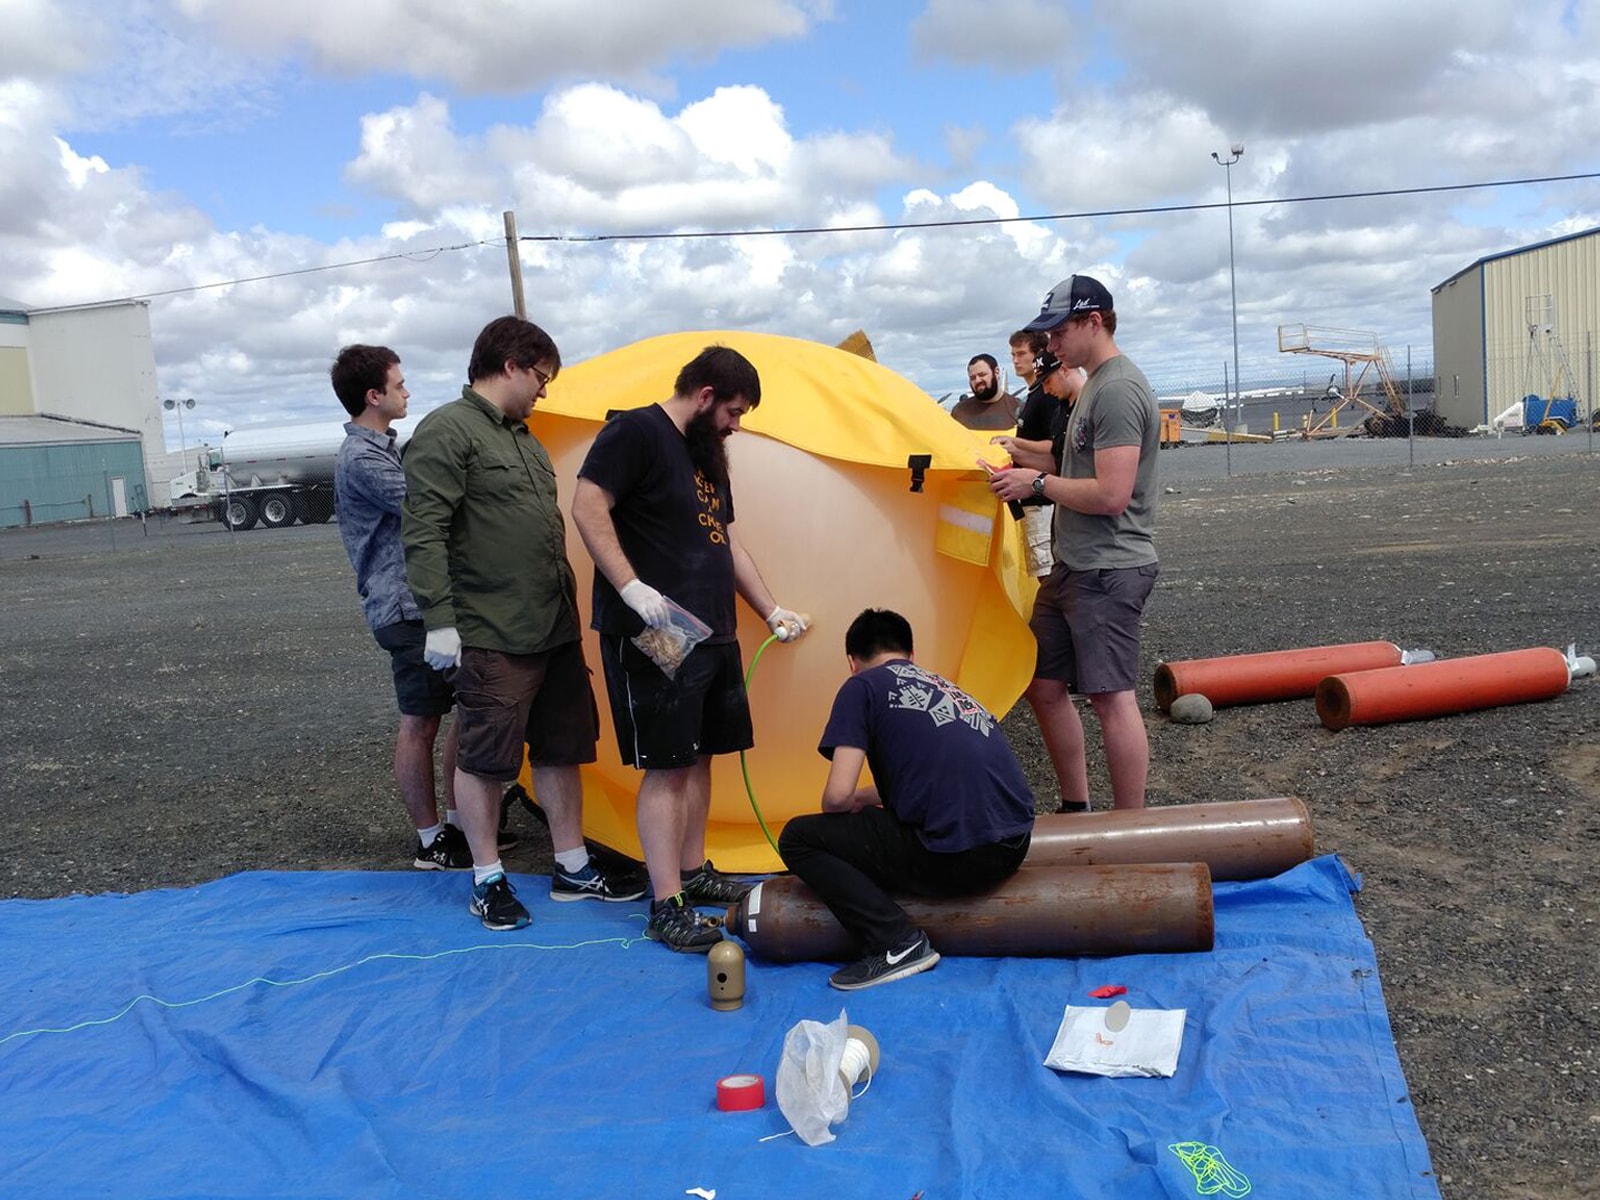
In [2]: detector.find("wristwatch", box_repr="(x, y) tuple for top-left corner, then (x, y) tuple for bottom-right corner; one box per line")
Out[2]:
(1031, 472), (1047, 497)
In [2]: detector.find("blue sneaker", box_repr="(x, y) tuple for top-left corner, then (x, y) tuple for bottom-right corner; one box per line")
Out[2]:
(469, 873), (529, 931)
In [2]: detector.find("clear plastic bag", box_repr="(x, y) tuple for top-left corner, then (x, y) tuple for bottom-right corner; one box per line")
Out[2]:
(631, 598), (711, 680)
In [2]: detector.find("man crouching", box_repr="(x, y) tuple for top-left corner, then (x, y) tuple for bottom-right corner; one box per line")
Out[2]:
(778, 609), (1035, 990)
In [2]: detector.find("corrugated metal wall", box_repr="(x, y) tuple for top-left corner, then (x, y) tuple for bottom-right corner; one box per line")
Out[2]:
(1484, 230), (1600, 423)
(0, 439), (148, 528)
(1432, 228), (1600, 431)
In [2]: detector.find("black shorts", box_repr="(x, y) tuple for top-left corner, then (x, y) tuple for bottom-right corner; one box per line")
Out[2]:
(598, 636), (754, 770)
(1029, 563), (1159, 694)
(373, 620), (454, 718)
(451, 640), (599, 780)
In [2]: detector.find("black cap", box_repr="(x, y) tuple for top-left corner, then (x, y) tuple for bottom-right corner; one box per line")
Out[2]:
(1023, 274), (1114, 332)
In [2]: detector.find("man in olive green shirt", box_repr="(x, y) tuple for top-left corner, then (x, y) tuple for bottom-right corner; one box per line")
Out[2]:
(403, 316), (644, 931)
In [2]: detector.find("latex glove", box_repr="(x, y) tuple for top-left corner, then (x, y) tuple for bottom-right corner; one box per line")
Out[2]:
(620, 579), (671, 629)
(423, 626), (463, 671)
(765, 604), (810, 642)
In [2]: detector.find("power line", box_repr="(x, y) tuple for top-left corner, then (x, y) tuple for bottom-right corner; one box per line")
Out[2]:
(60, 167), (1599, 306)
(521, 170), (1600, 243)
(104, 240), (496, 305)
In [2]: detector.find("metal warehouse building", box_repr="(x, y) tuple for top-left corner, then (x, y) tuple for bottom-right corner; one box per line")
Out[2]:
(0, 294), (168, 526)
(1431, 226), (1599, 431)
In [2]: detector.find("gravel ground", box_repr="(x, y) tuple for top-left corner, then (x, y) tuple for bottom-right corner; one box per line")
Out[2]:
(4, 440), (1597, 1199)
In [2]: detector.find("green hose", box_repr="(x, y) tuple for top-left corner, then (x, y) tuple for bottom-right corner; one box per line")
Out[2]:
(739, 631), (785, 855)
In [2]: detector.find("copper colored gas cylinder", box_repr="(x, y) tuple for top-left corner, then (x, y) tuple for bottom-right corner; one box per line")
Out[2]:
(730, 862), (1214, 964)
(1024, 797), (1314, 882)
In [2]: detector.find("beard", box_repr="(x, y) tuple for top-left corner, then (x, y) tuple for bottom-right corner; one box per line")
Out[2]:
(684, 408), (731, 490)
(971, 380), (999, 402)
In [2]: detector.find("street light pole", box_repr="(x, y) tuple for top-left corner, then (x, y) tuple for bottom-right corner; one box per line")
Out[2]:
(1211, 143), (1245, 452)
(162, 396), (195, 462)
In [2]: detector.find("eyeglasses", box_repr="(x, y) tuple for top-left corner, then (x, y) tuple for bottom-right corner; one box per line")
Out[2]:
(526, 364), (554, 390)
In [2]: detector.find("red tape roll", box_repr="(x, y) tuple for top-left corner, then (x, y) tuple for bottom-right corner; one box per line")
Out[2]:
(716, 1073), (765, 1111)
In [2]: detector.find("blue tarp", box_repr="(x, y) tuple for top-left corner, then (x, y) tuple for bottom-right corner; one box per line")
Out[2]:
(0, 855), (1438, 1198)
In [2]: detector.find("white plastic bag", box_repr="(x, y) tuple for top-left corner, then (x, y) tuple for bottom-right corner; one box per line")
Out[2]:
(775, 1010), (851, 1146)
(1043, 1003), (1187, 1078)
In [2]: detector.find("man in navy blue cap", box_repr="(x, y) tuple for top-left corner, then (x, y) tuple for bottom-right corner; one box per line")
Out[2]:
(987, 275), (1160, 813)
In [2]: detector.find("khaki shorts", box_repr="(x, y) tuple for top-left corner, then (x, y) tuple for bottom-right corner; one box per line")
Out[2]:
(1023, 506), (1055, 578)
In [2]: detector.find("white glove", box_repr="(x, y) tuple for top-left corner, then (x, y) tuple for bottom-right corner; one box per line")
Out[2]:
(765, 605), (810, 642)
(423, 626), (463, 671)
(620, 579), (671, 629)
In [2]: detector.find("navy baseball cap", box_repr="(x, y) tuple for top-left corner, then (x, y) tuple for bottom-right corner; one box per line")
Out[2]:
(1023, 274), (1114, 332)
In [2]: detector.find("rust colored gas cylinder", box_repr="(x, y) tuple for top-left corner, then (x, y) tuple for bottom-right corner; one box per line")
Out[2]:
(729, 862), (1213, 964)
(1315, 646), (1570, 731)
(1154, 641), (1403, 712)
(1024, 797), (1314, 882)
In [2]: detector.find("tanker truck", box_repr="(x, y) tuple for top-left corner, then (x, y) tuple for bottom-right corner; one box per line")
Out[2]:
(168, 417), (419, 531)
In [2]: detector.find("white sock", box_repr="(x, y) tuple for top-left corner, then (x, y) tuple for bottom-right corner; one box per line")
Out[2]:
(445, 808), (461, 827)
(554, 846), (590, 874)
(473, 860), (504, 886)
(417, 822), (444, 847)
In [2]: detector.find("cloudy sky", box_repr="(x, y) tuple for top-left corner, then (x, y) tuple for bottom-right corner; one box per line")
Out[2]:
(3, 0), (1597, 445)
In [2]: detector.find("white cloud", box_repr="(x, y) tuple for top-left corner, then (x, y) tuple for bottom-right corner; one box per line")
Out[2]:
(910, 0), (1079, 71)
(0, 0), (94, 79)
(176, 0), (831, 94)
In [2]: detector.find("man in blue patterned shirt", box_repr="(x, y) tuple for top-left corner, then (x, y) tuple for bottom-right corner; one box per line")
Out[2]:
(332, 344), (469, 871)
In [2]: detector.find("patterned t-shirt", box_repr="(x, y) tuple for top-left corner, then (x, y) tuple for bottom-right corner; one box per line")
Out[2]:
(819, 659), (1035, 853)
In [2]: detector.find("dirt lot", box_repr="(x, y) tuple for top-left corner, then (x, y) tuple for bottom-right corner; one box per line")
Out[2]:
(3, 444), (1597, 1199)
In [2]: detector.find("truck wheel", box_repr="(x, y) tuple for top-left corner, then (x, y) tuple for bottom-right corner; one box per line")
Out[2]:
(293, 492), (334, 524)
(259, 492), (297, 528)
(223, 496), (259, 531)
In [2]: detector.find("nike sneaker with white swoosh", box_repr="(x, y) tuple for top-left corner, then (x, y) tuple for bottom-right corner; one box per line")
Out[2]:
(829, 930), (940, 991)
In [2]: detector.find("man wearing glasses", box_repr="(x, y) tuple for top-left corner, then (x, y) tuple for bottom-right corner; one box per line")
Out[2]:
(403, 316), (644, 932)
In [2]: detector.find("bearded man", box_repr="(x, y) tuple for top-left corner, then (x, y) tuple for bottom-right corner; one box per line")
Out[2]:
(950, 352), (1019, 430)
(572, 345), (810, 953)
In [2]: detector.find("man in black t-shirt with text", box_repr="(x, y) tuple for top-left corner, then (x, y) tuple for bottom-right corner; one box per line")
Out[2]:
(778, 609), (1035, 991)
(572, 345), (811, 953)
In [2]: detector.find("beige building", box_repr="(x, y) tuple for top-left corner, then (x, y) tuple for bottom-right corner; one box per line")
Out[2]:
(0, 296), (180, 508)
(1431, 226), (1600, 430)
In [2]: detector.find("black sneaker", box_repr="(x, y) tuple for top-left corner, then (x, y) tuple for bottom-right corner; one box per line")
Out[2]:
(681, 860), (752, 905)
(413, 824), (472, 871)
(644, 892), (724, 953)
(829, 931), (940, 991)
(469, 873), (530, 931)
(551, 861), (648, 903)
(1057, 801), (1093, 815)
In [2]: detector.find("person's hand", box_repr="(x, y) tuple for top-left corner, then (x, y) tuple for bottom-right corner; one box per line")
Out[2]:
(620, 579), (671, 629)
(987, 436), (1021, 459)
(765, 605), (810, 642)
(988, 467), (1039, 503)
(423, 626), (462, 671)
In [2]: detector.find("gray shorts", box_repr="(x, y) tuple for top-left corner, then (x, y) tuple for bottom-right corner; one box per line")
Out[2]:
(1030, 563), (1159, 694)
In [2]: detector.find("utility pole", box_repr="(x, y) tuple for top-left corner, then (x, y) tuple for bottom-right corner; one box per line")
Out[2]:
(504, 210), (527, 319)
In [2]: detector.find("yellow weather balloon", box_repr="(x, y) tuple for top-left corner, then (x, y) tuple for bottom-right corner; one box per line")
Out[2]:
(525, 330), (1037, 872)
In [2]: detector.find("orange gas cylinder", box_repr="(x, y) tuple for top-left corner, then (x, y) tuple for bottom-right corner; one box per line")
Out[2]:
(1154, 641), (1403, 712)
(1315, 646), (1570, 731)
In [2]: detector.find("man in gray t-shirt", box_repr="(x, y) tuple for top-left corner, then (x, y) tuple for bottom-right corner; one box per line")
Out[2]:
(989, 275), (1160, 812)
